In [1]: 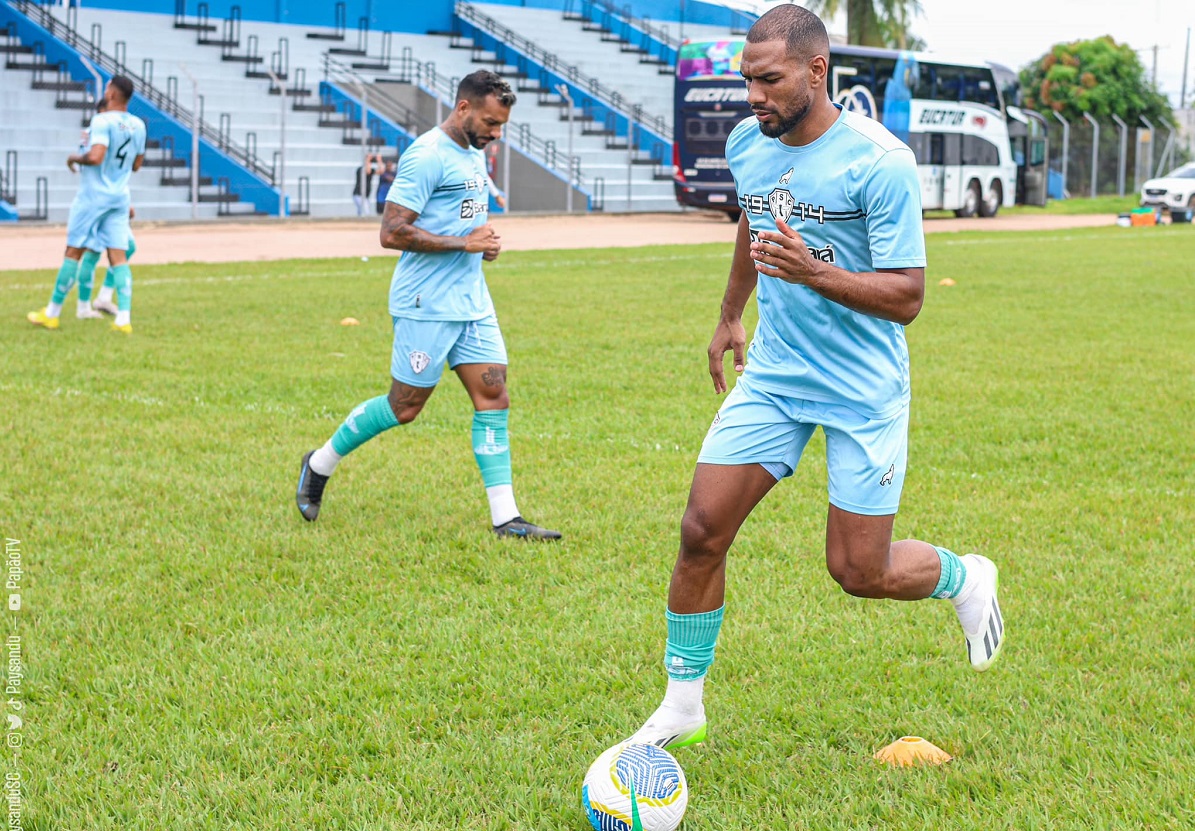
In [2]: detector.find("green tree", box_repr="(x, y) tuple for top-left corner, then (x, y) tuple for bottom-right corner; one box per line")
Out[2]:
(1019, 37), (1171, 125)
(803, 0), (925, 49)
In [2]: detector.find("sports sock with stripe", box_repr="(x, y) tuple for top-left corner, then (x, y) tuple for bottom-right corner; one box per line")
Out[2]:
(472, 409), (519, 525)
(76, 250), (102, 303)
(50, 257), (80, 308)
(930, 546), (967, 599)
(328, 395), (400, 459)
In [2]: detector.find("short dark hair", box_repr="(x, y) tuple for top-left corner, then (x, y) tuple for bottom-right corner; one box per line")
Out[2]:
(109, 75), (134, 102)
(746, 4), (829, 60)
(456, 70), (516, 108)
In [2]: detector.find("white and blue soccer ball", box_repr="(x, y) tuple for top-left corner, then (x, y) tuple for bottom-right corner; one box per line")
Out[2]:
(582, 742), (689, 831)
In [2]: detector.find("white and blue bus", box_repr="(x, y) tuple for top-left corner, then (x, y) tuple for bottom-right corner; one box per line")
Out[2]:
(674, 40), (1045, 220)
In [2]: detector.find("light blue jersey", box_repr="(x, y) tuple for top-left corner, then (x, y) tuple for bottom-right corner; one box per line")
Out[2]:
(728, 105), (926, 419)
(387, 127), (495, 321)
(80, 110), (146, 208)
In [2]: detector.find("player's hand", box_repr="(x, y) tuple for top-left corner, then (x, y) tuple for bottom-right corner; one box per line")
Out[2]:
(708, 317), (747, 394)
(464, 223), (501, 257)
(751, 218), (819, 285)
(66, 156), (79, 173)
(483, 249), (499, 262)
(129, 206), (137, 219)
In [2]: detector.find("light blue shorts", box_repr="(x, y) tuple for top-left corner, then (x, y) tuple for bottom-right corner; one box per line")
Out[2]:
(390, 313), (508, 388)
(66, 197), (130, 252)
(698, 375), (909, 516)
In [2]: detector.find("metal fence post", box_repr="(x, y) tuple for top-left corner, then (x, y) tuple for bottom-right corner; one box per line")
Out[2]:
(1138, 115), (1155, 192)
(1052, 111), (1069, 199)
(1110, 114), (1127, 197)
(1082, 112), (1099, 197)
(266, 69), (287, 217)
(179, 62), (200, 220)
(555, 84), (574, 213)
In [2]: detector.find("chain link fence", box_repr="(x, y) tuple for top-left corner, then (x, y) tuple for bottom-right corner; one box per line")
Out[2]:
(1043, 115), (1192, 199)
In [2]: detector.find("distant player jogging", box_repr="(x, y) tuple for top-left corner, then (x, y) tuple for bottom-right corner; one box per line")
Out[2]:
(626, 5), (1004, 751)
(296, 70), (560, 540)
(27, 75), (145, 334)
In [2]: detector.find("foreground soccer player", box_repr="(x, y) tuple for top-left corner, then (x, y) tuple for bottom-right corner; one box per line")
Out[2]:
(296, 70), (560, 540)
(628, 5), (1003, 750)
(27, 76), (145, 334)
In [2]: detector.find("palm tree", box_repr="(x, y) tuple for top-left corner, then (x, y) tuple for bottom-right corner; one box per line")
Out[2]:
(802, 0), (925, 49)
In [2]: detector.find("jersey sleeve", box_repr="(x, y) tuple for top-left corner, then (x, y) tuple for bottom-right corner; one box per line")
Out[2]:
(862, 148), (926, 269)
(388, 140), (442, 215)
(135, 119), (148, 156)
(89, 114), (111, 148)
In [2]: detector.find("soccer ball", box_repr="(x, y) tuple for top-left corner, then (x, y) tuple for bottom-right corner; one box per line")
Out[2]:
(582, 742), (688, 831)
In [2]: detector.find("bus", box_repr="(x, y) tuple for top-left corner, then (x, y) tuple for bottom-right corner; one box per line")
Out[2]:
(674, 40), (1046, 220)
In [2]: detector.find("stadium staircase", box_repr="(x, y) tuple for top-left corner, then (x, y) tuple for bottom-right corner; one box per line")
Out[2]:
(0, 2), (272, 222)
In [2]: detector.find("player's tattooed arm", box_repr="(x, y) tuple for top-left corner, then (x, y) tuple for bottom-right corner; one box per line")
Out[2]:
(380, 203), (501, 257)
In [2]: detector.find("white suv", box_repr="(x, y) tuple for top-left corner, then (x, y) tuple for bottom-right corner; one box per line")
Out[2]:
(1140, 162), (1195, 213)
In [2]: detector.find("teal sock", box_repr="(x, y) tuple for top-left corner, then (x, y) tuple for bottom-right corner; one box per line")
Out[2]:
(930, 546), (968, 599)
(77, 250), (101, 302)
(126, 234), (136, 261)
(102, 269), (115, 290)
(330, 395), (400, 456)
(109, 264), (133, 312)
(50, 257), (80, 305)
(664, 606), (724, 681)
(471, 409), (512, 488)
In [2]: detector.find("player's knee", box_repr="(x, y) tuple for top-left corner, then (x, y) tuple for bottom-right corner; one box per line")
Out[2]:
(387, 395), (424, 425)
(827, 560), (887, 598)
(678, 508), (729, 566)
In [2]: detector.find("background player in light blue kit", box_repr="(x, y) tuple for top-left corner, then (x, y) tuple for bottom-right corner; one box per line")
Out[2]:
(27, 75), (145, 334)
(296, 70), (560, 540)
(627, 5), (1004, 751)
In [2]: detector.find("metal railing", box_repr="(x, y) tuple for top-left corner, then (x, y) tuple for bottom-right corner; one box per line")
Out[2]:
(1, 151), (16, 204)
(388, 47), (589, 194)
(562, 0), (678, 66)
(454, 2), (671, 142)
(13, 0), (278, 186)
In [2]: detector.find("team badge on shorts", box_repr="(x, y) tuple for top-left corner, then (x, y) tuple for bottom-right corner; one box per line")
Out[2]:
(409, 351), (431, 374)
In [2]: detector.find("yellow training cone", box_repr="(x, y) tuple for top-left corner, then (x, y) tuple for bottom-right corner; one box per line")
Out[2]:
(340, 317), (360, 326)
(874, 736), (952, 767)
(938, 278), (957, 287)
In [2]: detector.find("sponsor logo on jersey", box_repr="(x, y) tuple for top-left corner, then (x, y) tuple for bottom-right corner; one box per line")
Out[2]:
(460, 198), (488, 220)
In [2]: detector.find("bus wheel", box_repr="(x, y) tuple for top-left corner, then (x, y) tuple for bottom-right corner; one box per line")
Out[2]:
(979, 181), (1002, 217)
(727, 209), (742, 222)
(955, 181), (981, 218)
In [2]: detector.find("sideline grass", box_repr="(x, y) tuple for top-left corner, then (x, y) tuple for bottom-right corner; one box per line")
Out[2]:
(4, 224), (1194, 829)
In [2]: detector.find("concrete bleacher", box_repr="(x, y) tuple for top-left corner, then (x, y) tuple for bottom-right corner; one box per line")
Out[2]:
(0, 30), (228, 223)
(3, 0), (752, 220)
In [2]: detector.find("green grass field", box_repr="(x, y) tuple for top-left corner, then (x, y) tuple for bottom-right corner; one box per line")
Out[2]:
(4, 224), (1194, 829)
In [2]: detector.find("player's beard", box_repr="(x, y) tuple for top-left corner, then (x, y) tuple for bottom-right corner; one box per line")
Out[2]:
(462, 117), (491, 150)
(758, 91), (812, 139)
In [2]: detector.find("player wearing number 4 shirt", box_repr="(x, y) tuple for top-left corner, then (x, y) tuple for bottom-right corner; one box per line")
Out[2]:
(27, 75), (146, 334)
(625, 4), (1004, 752)
(295, 70), (560, 540)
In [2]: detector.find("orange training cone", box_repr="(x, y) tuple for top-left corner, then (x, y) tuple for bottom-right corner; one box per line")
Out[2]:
(874, 736), (953, 767)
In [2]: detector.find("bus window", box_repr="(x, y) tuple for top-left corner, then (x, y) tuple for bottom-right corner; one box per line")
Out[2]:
(961, 135), (1001, 166)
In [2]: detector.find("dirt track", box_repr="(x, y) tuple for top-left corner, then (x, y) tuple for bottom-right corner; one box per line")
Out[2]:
(1, 211), (1115, 271)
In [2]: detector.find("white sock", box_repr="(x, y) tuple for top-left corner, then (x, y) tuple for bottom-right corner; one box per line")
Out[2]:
(660, 676), (706, 715)
(486, 483), (519, 526)
(78, 300), (93, 313)
(309, 441), (342, 476)
(97, 286), (115, 303)
(46, 302), (63, 318)
(950, 555), (986, 632)
(114, 310), (130, 327)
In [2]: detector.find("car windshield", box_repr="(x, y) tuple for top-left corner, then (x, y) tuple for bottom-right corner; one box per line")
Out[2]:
(1163, 164), (1195, 179)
